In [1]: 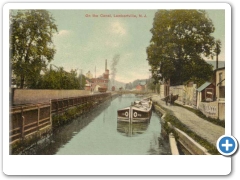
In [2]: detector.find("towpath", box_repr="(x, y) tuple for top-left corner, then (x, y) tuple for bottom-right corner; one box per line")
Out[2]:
(151, 94), (225, 146)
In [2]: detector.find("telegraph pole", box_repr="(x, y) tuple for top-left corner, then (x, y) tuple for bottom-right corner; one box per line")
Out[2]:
(79, 69), (82, 89)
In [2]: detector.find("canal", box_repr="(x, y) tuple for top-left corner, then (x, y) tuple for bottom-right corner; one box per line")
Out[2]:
(28, 94), (171, 155)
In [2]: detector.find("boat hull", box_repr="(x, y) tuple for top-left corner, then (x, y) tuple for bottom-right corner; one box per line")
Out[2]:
(117, 98), (152, 123)
(98, 87), (107, 92)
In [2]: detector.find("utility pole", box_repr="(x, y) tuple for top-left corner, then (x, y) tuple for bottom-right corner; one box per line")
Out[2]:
(79, 69), (82, 89)
(215, 40), (221, 70)
(216, 42), (219, 69)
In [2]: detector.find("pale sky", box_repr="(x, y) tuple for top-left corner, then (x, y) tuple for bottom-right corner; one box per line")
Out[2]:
(49, 10), (225, 83)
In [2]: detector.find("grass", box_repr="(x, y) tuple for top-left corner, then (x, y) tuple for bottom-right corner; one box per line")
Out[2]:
(52, 104), (87, 128)
(174, 103), (225, 128)
(154, 104), (220, 155)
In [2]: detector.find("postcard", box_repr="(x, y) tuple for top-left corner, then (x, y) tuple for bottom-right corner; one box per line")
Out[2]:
(3, 2), (234, 176)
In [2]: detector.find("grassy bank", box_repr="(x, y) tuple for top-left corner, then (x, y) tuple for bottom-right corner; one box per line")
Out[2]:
(154, 103), (220, 155)
(174, 103), (225, 128)
(52, 102), (93, 128)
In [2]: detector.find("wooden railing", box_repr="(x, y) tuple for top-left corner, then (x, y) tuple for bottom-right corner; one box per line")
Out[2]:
(9, 93), (111, 144)
(51, 93), (111, 114)
(10, 103), (51, 144)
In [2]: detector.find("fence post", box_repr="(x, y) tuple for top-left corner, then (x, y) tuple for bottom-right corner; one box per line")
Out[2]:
(37, 105), (40, 130)
(50, 99), (52, 126)
(56, 100), (59, 115)
(62, 100), (64, 113)
(21, 116), (25, 139)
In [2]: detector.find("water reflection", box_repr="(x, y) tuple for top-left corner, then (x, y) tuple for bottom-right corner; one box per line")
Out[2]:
(23, 94), (171, 155)
(117, 122), (149, 137)
(28, 100), (112, 155)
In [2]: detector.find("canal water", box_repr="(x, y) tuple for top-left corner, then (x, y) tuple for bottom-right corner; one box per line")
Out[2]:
(33, 94), (171, 155)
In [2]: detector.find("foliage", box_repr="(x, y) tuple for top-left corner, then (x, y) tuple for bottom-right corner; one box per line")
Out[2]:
(10, 10), (58, 88)
(147, 10), (217, 86)
(125, 82), (133, 90)
(154, 104), (220, 154)
(146, 78), (156, 92)
(125, 79), (148, 90)
(164, 112), (220, 154)
(78, 74), (86, 90)
(36, 66), (83, 89)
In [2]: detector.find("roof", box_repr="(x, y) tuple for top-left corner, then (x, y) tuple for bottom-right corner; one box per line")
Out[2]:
(139, 82), (146, 86)
(206, 61), (225, 70)
(197, 82), (212, 92)
(214, 67), (225, 72)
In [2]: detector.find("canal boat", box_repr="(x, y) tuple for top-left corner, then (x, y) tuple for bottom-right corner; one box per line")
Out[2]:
(117, 98), (152, 123)
(98, 87), (107, 93)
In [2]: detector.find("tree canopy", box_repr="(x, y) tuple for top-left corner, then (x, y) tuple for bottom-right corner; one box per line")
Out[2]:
(10, 10), (58, 88)
(147, 10), (218, 86)
(36, 66), (84, 89)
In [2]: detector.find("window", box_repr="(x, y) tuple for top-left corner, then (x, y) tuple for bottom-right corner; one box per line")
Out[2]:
(219, 86), (225, 98)
(205, 88), (213, 101)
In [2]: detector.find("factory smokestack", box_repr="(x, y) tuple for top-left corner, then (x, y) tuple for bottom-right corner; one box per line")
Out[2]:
(105, 59), (107, 71)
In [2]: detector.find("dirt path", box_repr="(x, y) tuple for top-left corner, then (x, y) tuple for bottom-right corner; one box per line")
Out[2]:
(151, 94), (225, 146)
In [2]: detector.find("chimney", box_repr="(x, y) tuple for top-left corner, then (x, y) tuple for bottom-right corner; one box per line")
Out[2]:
(105, 59), (107, 71)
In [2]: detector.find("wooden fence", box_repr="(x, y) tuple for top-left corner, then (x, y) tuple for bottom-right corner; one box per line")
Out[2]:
(51, 93), (111, 114)
(10, 103), (51, 144)
(9, 93), (111, 144)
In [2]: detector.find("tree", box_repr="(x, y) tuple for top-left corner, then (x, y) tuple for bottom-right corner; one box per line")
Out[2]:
(78, 74), (86, 90)
(147, 10), (216, 86)
(147, 78), (157, 92)
(10, 10), (58, 88)
(37, 67), (82, 89)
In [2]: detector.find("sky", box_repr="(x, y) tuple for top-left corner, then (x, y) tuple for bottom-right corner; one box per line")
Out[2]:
(49, 9), (225, 83)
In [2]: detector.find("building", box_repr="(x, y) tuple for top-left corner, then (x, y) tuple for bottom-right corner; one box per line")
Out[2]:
(136, 82), (146, 91)
(214, 67), (225, 101)
(86, 71), (93, 79)
(197, 82), (215, 103)
(196, 67), (225, 120)
(85, 60), (109, 92)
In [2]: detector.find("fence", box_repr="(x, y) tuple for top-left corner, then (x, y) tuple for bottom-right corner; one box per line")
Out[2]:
(10, 103), (51, 144)
(198, 101), (225, 120)
(51, 93), (111, 114)
(9, 93), (112, 144)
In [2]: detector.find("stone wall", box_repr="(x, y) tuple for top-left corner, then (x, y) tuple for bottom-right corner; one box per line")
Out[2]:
(198, 101), (219, 119)
(13, 89), (90, 105)
(160, 85), (165, 98)
(170, 84), (197, 107)
(218, 101), (225, 120)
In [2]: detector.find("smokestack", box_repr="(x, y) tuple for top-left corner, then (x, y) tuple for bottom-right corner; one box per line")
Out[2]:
(105, 59), (107, 71)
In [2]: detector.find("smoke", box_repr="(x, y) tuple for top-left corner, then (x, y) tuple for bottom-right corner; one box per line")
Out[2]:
(111, 54), (120, 85)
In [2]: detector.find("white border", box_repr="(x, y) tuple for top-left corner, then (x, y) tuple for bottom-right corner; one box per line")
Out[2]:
(3, 3), (232, 176)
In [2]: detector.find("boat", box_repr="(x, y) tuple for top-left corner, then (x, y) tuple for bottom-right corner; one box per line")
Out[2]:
(98, 87), (107, 92)
(117, 97), (152, 123)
